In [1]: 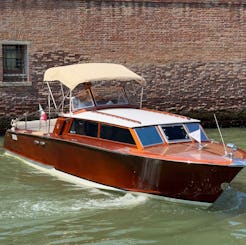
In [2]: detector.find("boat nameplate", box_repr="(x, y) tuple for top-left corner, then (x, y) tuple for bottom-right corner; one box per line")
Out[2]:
(34, 140), (39, 145)
(39, 141), (46, 146)
(33, 140), (46, 146)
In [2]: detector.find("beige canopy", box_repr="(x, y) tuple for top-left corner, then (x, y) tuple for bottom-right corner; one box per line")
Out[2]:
(44, 63), (145, 91)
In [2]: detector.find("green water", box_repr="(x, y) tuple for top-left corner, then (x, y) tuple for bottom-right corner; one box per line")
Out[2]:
(0, 128), (245, 245)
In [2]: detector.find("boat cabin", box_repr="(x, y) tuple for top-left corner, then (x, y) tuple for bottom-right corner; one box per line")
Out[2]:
(60, 114), (208, 149)
(51, 78), (209, 152)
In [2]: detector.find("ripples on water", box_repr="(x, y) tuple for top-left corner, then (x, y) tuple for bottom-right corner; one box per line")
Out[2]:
(0, 128), (245, 244)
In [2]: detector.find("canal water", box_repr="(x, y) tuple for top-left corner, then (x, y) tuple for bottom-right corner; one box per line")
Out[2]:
(0, 128), (245, 245)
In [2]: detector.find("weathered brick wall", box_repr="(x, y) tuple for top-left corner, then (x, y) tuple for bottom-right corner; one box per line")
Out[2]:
(0, 0), (245, 132)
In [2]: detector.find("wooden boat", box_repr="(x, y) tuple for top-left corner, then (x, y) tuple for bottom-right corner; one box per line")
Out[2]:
(4, 63), (246, 206)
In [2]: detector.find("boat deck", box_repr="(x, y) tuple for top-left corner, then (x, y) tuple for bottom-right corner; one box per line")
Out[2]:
(14, 118), (57, 134)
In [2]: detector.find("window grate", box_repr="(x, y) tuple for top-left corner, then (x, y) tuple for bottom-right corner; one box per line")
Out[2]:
(2, 44), (28, 82)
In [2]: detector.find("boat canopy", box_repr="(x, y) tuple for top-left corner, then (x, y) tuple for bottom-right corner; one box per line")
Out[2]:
(44, 63), (146, 91)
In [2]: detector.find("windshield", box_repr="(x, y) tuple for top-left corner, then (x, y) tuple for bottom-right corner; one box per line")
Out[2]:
(185, 123), (209, 141)
(161, 123), (209, 143)
(92, 86), (129, 106)
(161, 125), (190, 143)
(71, 89), (94, 110)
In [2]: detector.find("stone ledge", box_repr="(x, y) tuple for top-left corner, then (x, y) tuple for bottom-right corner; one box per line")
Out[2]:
(0, 82), (32, 87)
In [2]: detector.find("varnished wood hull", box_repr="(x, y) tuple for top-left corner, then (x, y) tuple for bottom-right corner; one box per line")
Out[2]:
(4, 130), (242, 204)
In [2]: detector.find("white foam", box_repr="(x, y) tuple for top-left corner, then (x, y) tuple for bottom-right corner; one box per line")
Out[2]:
(228, 221), (242, 226)
(85, 193), (148, 210)
(231, 229), (246, 239)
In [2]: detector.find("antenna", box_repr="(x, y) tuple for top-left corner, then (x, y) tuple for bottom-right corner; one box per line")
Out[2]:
(213, 113), (227, 156)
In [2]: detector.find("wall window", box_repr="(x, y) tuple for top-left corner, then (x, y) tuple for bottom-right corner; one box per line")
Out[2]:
(2, 44), (28, 82)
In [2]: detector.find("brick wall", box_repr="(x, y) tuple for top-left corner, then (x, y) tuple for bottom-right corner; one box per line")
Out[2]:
(0, 0), (245, 132)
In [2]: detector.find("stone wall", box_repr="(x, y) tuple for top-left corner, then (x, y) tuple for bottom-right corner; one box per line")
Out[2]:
(0, 0), (245, 133)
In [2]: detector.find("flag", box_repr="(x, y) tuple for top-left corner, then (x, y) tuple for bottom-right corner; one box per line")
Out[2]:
(39, 104), (47, 121)
(189, 129), (201, 144)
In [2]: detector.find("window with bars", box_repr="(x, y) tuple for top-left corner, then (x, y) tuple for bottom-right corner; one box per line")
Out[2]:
(2, 44), (28, 82)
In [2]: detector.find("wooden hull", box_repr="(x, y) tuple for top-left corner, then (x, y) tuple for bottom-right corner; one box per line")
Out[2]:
(4, 130), (242, 204)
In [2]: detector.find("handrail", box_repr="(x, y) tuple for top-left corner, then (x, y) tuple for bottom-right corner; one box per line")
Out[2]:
(10, 109), (58, 133)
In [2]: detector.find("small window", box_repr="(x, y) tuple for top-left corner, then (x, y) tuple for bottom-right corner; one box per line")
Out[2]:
(185, 123), (209, 141)
(161, 125), (190, 142)
(135, 126), (163, 147)
(70, 119), (98, 137)
(100, 124), (135, 145)
(2, 44), (28, 82)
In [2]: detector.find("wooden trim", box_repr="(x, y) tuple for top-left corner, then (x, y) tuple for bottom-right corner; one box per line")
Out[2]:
(129, 128), (143, 151)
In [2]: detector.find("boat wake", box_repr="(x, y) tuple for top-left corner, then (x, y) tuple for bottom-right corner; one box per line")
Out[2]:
(76, 192), (148, 210)
(1, 152), (149, 220)
(0, 192), (148, 220)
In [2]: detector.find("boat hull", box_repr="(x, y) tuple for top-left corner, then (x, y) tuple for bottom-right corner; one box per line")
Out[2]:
(4, 130), (242, 204)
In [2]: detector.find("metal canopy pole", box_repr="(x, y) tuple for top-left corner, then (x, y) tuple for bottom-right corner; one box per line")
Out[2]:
(48, 92), (51, 135)
(140, 86), (144, 109)
(60, 83), (65, 113)
(69, 89), (72, 114)
(46, 81), (57, 110)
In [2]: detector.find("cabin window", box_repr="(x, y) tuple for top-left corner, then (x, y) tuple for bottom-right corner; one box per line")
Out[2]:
(161, 125), (190, 142)
(70, 119), (98, 137)
(135, 126), (163, 147)
(100, 124), (135, 145)
(2, 44), (28, 82)
(185, 123), (209, 141)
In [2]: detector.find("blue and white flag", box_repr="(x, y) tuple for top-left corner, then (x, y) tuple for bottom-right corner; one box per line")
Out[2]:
(189, 129), (201, 144)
